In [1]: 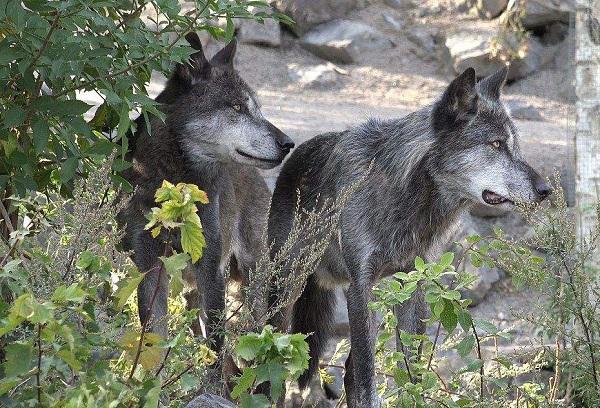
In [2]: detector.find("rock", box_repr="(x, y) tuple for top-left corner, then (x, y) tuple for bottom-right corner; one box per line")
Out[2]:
(383, 14), (402, 31)
(416, 4), (445, 17)
(300, 19), (393, 64)
(272, 0), (359, 36)
(506, 100), (544, 121)
(407, 28), (438, 53)
(453, 0), (475, 13)
(513, 0), (575, 29)
(238, 10), (281, 47)
(475, 0), (508, 19)
(185, 394), (234, 408)
(384, 0), (414, 9)
(288, 63), (339, 88)
(445, 28), (556, 80)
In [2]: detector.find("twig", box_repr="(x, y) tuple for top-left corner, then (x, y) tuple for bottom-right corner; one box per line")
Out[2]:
(36, 324), (43, 405)
(0, 199), (15, 234)
(115, 1), (147, 30)
(3, 11), (61, 94)
(155, 346), (172, 377)
(470, 321), (485, 399)
(54, 1), (210, 98)
(427, 321), (442, 371)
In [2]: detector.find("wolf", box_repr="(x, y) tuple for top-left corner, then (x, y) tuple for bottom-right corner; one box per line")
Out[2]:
(119, 33), (294, 354)
(267, 67), (551, 407)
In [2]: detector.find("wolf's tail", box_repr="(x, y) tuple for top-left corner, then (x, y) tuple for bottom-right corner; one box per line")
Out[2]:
(292, 275), (336, 389)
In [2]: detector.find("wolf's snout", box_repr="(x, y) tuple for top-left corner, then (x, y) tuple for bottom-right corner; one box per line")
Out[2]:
(267, 122), (294, 153)
(534, 177), (552, 200)
(278, 137), (295, 151)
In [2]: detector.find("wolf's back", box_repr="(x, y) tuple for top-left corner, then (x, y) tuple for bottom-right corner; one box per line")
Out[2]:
(268, 132), (341, 253)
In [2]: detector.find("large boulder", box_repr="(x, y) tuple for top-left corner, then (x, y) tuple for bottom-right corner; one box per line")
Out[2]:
(300, 19), (393, 64)
(185, 394), (234, 408)
(514, 0), (575, 29)
(475, 0), (508, 19)
(445, 28), (557, 80)
(238, 9), (281, 47)
(288, 63), (339, 88)
(272, 0), (360, 36)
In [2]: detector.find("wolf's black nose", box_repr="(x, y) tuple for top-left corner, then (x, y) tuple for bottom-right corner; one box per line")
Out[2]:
(535, 179), (552, 199)
(278, 139), (295, 150)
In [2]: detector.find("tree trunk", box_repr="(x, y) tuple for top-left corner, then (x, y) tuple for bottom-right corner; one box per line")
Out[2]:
(575, 0), (600, 241)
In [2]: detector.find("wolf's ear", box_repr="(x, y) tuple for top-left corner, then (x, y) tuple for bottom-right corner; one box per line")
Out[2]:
(211, 38), (237, 68)
(433, 68), (478, 130)
(174, 32), (211, 85)
(478, 66), (508, 99)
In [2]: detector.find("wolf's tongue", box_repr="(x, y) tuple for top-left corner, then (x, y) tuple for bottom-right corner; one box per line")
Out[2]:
(482, 190), (506, 205)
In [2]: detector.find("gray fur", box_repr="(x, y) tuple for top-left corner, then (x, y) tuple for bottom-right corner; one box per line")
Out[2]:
(267, 67), (550, 407)
(119, 34), (294, 356)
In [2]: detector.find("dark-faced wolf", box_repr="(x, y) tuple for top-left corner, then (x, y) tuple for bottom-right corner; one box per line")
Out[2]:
(119, 33), (294, 355)
(267, 67), (551, 407)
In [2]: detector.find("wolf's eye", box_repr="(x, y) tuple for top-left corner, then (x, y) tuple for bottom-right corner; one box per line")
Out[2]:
(232, 104), (241, 111)
(491, 140), (502, 149)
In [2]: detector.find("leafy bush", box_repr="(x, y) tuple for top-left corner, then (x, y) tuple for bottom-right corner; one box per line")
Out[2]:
(317, 179), (598, 407)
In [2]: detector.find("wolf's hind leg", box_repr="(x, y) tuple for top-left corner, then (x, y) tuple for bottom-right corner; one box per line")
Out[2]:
(292, 275), (336, 389)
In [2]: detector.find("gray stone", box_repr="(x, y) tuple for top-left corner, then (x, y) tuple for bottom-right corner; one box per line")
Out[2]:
(384, 0), (414, 9)
(514, 0), (575, 29)
(445, 28), (556, 80)
(288, 63), (338, 88)
(383, 14), (402, 31)
(416, 5), (445, 17)
(475, 0), (508, 19)
(185, 394), (234, 408)
(238, 10), (281, 47)
(272, 0), (359, 36)
(506, 100), (544, 121)
(453, 0), (475, 13)
(300, 19), (393, 64)
(407, 28), (438, 53)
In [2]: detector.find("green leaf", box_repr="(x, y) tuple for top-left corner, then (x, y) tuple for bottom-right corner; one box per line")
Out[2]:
(440, 252), (454, 268)
(60, 157), (79, 183)
(31, 118), (50, 154)
(255, 361), (286, 401)
(240, 394), (270, 408)
(3, 107), (26, 128)
(180, 213), (206, 263)
(475, 319), (499, 335)
(414, 256), (425, 271)
(160, 253), (190, 276)
(456, 334), (475, 358)
(3, 342), (33, 377)
(52, 283), (87, 303)
(457, 309), (473, 332)
(236, 334), (263, 361)
(32, 97), (93, 116)
(232, 367), (256, 399)
(440, 301), (457, 334)
(114, 270), (144, 310)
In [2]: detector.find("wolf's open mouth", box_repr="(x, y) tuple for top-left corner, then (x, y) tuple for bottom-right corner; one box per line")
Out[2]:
(482, 190), (513, 205)
(236, 149), (282, 164)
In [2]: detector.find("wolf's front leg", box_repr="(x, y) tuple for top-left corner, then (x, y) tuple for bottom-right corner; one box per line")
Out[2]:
(135, 233), (169, 338)
(195, 202), (225, 353)
(344, 280), (381, 408)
